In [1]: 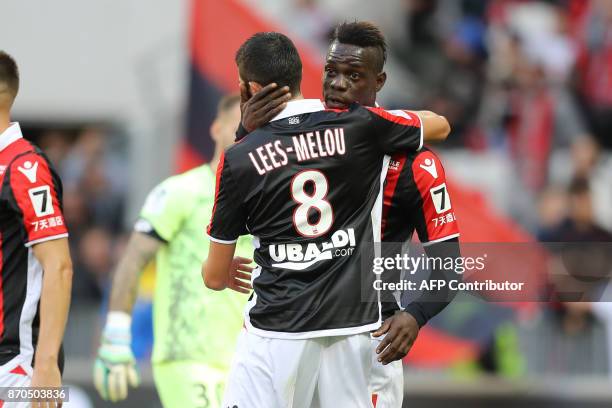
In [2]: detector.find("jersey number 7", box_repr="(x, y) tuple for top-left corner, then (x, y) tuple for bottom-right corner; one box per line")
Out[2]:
(28, 186), (54, 217)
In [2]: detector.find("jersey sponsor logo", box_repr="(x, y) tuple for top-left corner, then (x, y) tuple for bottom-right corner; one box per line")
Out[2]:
(17, 160), (39, 183)
(269, 228), (356, 271)
(389, 160), (401, 171)
(432, 212), (456, 227)
(430, 183), (451, 214)
(419, 158), (438, 179)
(288, 116), (300, 125)
(32, 216), (64, 231)
(28, 185), (54, 217)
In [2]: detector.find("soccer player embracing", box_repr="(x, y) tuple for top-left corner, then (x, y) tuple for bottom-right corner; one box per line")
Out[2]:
(203, 32), (451, 407)
(237, 22), (462, 407)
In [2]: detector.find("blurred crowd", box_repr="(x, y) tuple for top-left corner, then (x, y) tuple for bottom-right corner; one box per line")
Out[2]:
(28, 126), (129, 307)
(394, 0), (612, 234)
(396, 0), (612, 379)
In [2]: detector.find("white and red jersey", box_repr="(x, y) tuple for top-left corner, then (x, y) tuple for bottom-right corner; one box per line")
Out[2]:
(0, 123), (68, 368)
(382, 147), (459, 245)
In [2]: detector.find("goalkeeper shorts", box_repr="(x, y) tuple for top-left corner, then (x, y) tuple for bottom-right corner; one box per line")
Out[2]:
(153, 361), (227, 408)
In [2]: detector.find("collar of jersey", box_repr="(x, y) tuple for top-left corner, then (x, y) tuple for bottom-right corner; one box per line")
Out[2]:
(271, 99), (325, 122)
(0, 122), (23, 152)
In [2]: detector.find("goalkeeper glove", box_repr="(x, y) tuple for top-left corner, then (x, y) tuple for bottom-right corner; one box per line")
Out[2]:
(93, 311), (140, 402)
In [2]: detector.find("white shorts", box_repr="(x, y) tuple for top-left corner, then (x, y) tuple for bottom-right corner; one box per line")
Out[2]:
(369, 336), (403, 408)
(0, 357), (33, 408)
(223, 330), (377, 408)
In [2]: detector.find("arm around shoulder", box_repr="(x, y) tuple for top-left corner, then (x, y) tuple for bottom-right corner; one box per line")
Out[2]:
(413, 111), (451, 144)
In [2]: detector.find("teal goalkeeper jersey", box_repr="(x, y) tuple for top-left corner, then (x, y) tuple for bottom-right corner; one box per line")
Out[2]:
(138, 165), (252, 367)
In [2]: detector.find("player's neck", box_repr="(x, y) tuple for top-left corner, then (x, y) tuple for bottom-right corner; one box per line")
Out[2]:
(0, 111), (9, 135)
(209, 149), (223, 172)
(289, 92), (304, 101)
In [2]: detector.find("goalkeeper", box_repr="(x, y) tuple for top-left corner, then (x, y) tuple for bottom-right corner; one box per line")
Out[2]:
(93, 94), (253, 407)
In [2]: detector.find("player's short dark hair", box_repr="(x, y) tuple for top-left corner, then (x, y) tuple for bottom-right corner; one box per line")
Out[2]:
(217, 94), (240, 116)
(331, 21), (387, 72)
(0, 51), (19, 100)
(235, 32), (302, 94)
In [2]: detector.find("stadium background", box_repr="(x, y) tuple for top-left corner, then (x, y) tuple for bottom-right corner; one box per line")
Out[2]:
(3, 0), (612, 406)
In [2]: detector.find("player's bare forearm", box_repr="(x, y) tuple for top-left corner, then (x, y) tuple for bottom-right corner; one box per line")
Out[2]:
(202, 241), (237, 290)
(32, 238), (73, 367)
(410, 110), (451, 143)
(108, 232), (162, 313)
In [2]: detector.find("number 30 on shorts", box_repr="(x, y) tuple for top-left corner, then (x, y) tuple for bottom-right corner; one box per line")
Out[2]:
(291, 170), (333, 237)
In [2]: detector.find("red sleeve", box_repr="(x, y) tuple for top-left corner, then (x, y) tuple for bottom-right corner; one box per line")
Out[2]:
(364, 107), (423, 154)
(7, 152), (68, 246)
(411, 150), (459, 244)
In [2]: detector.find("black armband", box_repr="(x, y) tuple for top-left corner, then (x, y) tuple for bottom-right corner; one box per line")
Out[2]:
(404, 238), (461, 327)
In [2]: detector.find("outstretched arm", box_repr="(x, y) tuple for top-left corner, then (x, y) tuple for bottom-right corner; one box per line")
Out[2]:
(108, 232), (162, 313)
(410, 110), (451, 144)
(93, 231), (161, 402)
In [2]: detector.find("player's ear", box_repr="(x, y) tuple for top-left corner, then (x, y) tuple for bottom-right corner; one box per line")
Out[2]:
(210, 119), (221, 142)
(376, 72), (387, 93)
(249, 82), (264, 95)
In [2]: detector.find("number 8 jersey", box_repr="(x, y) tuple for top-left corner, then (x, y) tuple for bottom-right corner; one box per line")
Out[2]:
(0, 123), (68, 366)
(207, 100), (422, 338)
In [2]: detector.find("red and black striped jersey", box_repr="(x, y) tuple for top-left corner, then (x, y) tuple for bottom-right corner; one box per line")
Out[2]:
(380, 148), (460, 319)
(0, 123), (68, 366)
(208, 100), (423, 338)
(382, 148), (459, 244)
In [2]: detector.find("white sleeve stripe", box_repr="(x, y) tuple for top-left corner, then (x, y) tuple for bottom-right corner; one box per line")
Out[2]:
(422, 233), (460, 246)
(416, 112), (424, 151)
(207, 234), (238, 245)
(25, 233), (69, 247)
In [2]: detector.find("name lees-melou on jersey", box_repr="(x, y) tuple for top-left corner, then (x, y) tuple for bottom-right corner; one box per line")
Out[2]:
(248, 127), (346, 175)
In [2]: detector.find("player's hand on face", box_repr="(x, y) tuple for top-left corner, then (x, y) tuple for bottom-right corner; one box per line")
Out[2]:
(30, 360), (62, 408)
(228, 256), (254, 294)
(240, 82), (291, 132)
(372, 311), (419, 365)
